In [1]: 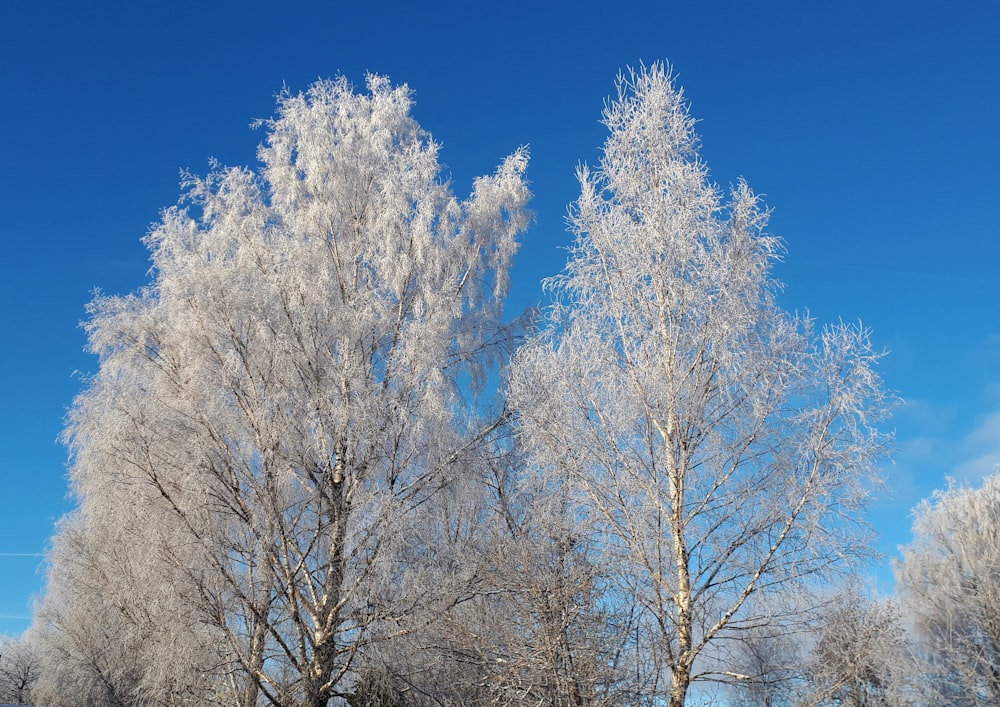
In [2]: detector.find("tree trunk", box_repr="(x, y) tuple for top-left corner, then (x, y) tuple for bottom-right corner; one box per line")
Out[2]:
(669, 663), (691, 707)
(302, 460), (349, 707)
(240, 618), (267, 707)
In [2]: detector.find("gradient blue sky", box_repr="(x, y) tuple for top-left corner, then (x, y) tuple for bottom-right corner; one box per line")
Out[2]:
(2, 1), (998, 637)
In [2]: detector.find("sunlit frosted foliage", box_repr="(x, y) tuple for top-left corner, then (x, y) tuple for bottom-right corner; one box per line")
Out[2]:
(508, 63), (892, 707)
(897, 473), (1000, 705)
(44, 74), (530, 707)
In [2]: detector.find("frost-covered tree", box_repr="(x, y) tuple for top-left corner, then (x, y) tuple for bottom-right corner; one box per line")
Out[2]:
(723, 587), (911, 707)
(469, 463), (621, 707)
(30, 503), (227, 707)
(49, 74), (530, 707)
(508, 63), (892, 707)
(722, 608), (803, 707)
(353, 435), (623, 707)
(804, 587), (910, 707)
(0, 633), (40, 705)
(436, 450), (622, 707)
(896, 472), (1000, 705)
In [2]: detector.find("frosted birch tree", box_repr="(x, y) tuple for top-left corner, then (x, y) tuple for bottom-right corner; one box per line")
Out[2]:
(896, 472), (1000, 705)
(56, 74), (530, 707)
(508, 63), (892, 707)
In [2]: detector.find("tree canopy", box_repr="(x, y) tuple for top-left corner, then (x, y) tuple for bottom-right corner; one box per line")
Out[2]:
(507, 63), (892, 707)
(38, 75), (530, 707)
(23, 66), (907, 707)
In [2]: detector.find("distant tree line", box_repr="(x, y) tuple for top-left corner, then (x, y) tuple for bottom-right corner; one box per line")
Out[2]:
(0, 64), (992, 707)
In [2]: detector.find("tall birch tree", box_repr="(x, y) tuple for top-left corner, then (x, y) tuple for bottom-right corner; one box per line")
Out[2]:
(53, 74), (530, 707)
(508, 63), (892, 707)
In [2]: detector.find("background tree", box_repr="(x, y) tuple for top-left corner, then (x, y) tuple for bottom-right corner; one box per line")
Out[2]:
(721, 607), (803, 707)
(29, 502), (228, 707)
(896, 472), (1000, 705)
(446, 449), (624, 707)
(0, 633), (40, 705)
(46, 74), (529, 707)
(472, 462), (621, 707)
(355, 434), (624, 707)
(803, 586), (910, 707)
(508, 63), (892, 707)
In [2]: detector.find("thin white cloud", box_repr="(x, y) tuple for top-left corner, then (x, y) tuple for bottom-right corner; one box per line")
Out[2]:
(946, 410), (1000, 483)
(953, 453), (1000, 481)
(964, 410), (1000, 443)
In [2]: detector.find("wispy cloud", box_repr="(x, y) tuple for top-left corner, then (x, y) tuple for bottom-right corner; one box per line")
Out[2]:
(882, 392), (1000, 526)
(952, 410), (1000, 482)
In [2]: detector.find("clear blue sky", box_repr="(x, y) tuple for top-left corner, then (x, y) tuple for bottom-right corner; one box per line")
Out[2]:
(2, 1), (998, 637)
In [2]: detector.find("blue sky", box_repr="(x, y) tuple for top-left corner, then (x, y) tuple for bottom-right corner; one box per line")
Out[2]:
(1, 1), (998, 637)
